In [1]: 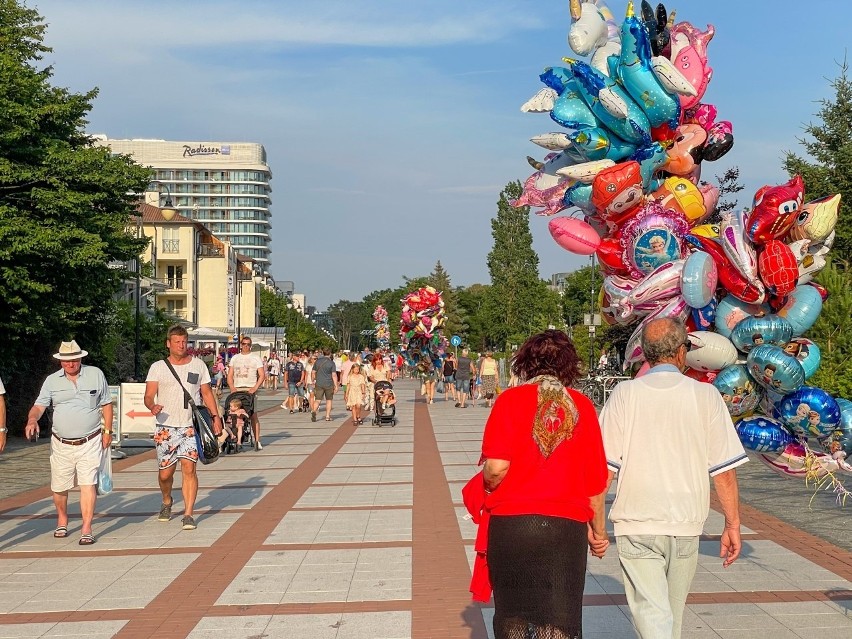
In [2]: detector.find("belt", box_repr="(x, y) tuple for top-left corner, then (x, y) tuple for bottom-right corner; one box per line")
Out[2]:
(52, 430), (101, 446)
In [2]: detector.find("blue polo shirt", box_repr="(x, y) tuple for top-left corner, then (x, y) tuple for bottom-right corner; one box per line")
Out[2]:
(35, 364), (111, 438)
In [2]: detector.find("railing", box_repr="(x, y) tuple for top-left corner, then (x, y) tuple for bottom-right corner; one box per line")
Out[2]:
(167, 308), (188, 319)
(198, 243), (224, 257)
(156, 278), (185, 291)
(574, 372), (631, 407)
(162, 239), (180, 254)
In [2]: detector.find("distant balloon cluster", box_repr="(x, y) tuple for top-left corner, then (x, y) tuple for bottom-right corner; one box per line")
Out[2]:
(372, 305), (390, 352)
(399, 286), (447, 372)
(515, 0), (849, 479)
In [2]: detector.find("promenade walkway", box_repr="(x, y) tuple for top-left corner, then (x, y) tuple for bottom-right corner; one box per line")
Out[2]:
(0, 379), (850, 638)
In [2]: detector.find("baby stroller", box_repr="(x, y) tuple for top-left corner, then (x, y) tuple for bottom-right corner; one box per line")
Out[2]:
(372, 381), (397, 427)
(221, 391), (256, 453)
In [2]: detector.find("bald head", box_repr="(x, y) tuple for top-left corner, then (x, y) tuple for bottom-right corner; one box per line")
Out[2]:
(641, 318), (688, 365)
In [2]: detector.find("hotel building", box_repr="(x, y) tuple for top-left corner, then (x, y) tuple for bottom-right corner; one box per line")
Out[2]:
(94, 137), (273, 271)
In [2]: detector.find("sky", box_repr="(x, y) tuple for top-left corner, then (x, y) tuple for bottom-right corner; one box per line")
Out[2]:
(34, 0), (852, 310)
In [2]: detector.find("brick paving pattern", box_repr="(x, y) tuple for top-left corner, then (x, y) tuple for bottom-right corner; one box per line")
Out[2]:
(0, 381), (850, 638)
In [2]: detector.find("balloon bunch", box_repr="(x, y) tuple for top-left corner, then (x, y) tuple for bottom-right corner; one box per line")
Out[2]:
(399, 286), (447, 371)
(372, 305), (391, 352)
(516, 1), (851, 484)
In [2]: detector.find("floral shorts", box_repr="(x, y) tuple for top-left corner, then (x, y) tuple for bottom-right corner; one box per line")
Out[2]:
(154, 426), (199, 469)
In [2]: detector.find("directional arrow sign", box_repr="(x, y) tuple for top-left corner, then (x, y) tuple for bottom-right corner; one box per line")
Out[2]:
(125, 409), (153, 419)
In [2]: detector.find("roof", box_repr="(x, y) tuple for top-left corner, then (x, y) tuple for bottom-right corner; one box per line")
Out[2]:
(136, 202), (195, 224)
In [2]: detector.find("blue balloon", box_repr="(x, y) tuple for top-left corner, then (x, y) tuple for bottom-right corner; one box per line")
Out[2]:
(777, 386), (840, 439)
(736, 416), (795, 453)
(714, 295), (771, 339)
(830, 398), (852, 457)
(781, 338), (821, 380)
(713, 365), (762, 417)
(730, 315), (793, 355)
(746, 345), (805, 395)
(777, 285), (823, 337)
(563, 182), (594, 214)
(691, 298), (717, 331)
(568, 127), (637, 162)
(681, 251), (717, 309)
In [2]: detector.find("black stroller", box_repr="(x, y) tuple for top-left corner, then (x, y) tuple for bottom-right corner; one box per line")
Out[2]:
(221, 391), (256, 453)
(372, 381), (397, 427)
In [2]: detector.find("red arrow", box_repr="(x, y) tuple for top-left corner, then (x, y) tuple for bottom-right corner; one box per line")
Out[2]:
(126, 410), (153, 419)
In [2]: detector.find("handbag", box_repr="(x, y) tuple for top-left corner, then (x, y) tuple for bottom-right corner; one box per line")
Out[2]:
(163, 359), (220, 464)
(97, 448), (113, 496)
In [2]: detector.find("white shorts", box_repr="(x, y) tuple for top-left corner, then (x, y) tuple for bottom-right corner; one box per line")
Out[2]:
(49, 434), (102, 492)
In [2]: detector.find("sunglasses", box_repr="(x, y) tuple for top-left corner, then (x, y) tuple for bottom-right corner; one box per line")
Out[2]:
(241, 342), (251, 346)
(683, 339), (693, 352)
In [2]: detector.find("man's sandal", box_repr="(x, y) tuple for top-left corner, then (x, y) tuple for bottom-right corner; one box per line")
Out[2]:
(53, 526), (68, 538)
(78, 533), (96, 546)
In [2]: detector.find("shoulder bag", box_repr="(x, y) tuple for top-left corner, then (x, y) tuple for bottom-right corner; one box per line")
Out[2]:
(162, 358), (220, 464)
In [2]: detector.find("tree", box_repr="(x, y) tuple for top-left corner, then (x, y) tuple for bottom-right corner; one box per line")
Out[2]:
(259, 288), (334, 352)
(484, 182), (563, 349)
(457, 283), (491, 351)
(806, 260), (852, 398)
(427, 260), (464, 338)
(784, 60), (852, 259)
(712, 167), (746, 220)
(0, 0), (151, 430)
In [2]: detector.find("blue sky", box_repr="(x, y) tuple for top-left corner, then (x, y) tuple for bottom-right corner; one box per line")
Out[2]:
(36, 0), (852, 310)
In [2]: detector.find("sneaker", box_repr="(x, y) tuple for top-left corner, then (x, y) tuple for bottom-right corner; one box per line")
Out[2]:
(311, 411), (317, 422)
(158, 501), (172, 522)
(279, 402), (287, 409)
(289, 409), (294, 414)
(181, 515), (197, 530)
(256, 440), (263, 451)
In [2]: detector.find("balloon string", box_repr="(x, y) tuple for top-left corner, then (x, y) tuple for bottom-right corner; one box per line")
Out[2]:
(802, 442), (852, 507)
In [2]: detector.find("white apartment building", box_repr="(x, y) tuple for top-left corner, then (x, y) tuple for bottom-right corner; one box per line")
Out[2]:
(94, 136), (273, 270)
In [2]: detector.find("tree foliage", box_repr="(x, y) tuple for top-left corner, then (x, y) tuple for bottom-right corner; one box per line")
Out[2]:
(784, 60), (852, 259)
(259, 288), (334, 352)
(427, 260), (463, 338)
(0, 0), (152, 428)
(806, 260), (852, 398)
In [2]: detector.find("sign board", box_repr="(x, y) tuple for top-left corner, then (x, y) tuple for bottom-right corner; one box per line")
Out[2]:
(226, 273), (235, 332)
(119, 383), (156, 440)
(450, 335), (462, 347)
(583, 314), (602, 326)
(107, 385), (121, 440)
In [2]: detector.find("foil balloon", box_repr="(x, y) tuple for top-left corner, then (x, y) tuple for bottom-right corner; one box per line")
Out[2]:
(776, 284), (823, 337)
(568, 127), (638, 162)
(729, 314), (793, 354)
(564, 182), (595, 214)
(686, 331), (738, 372)
(567, 0), (609, 56)
(548, 217), (601, 255)
(563, 57), (652, 146)
(789, 236), (831, 285)
(827, 398), (852, 460)
(685, 234), (765, 304)
(718, 210), (759, 287)
(746, 345), (805, 395)
(617, 1), (681, 129)
(640, 0), (672, 57)
(530, 132), (573, 151)
(745, 175), (805, 244)
(757, 240), (799, 297)
(735, 416), (794, 453)
(620, 202), (689, 277)
(634, 142), (670, 190)
(781, 338), (821, 381)
(665, 124), (706, 176)
(778, 387), (840, 439)
(602, 273), (640, 308)
(512, 171), (573, 217)
(691, 297), (717, 331)
(713, 364), (762, 417)
(702, 121), (735, 162)
(713, 295), (771, 339)
(623, 296), (689, 366)
(690, 222), (719, 238)
(654, 177), (708, 223)
(700, 182), (720, 216)
(787, 193), (841, 243)
(684, 368), (717, 384)
(591, 161), (645, 224)
(669, 22), (714, 109)
(680, 251), (717, 308)
(596, 234), (630, 275)
(538, 67), (600, 129)
(616, 259), (684, 319)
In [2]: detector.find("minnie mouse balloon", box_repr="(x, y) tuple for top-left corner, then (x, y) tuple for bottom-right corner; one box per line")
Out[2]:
(620, 202), (689, 278)
(730, 315), (793, 355)
(549, 217), (601, 255)
(681, 251), (717, 308)
(746, 345), (805, 395)
(686, 331), (738, 372)
(758, 240), (798, 297)
(714, 295), (771, 338)
(736, 416), (794, 453)
(712, 365), (762, 417)
(777, 386), (840, 439)
(781, 338), (821, 380)
(776, 285), (823, 337)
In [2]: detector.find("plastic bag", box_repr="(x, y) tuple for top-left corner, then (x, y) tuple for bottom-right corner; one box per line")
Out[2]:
(97, 448), (113, 496)
(437, 380), (445, 394)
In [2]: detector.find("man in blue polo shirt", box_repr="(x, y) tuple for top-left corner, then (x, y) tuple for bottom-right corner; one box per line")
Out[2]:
(25, 340), (113, 546)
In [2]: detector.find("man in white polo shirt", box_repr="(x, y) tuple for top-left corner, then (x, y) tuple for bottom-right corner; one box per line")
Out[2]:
(599, 318), (747, 639)
(227, 336), (266, 450)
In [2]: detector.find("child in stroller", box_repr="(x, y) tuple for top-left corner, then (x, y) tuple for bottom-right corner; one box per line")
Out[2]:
(372, 380), (397, 427)
(221, 391), (256, 453)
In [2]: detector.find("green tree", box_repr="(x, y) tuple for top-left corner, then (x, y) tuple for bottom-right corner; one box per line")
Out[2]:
(484, 181), (562, 349)
(259, 288), (334, 352)
(0, 0), (151, 430)
(784, 60), (852, 259)
(807, 261), (852, 398)
(426, 260), (463, 338)
(457, 283), (491, 350)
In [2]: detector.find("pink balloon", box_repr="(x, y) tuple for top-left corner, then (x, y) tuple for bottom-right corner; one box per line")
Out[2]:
(549, 217), (601, 255)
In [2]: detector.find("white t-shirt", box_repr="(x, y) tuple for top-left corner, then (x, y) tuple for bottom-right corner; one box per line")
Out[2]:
(0, 375), (5, 394)
(229, 353), (264, 388)
(600, 368), (748, 537)
(269, 358), (281, 376)
(146, 359), (211, 428)
(304, 363), (314, 387)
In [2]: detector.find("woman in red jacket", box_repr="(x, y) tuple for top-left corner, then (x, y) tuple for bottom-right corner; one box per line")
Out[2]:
(466, 329), (609, 639)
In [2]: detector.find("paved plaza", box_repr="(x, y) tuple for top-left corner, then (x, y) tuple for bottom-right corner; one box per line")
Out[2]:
(0, 380), (851, 638)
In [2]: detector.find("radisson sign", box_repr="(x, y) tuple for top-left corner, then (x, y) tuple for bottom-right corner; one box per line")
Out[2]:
(182, 144), (231, 158)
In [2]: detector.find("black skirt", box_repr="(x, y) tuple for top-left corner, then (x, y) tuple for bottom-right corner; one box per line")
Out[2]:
(487, 514), (588, 639)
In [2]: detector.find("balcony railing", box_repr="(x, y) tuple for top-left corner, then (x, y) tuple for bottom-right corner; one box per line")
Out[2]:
(162, 239), (180, 254)
(167, 308), (188, 319)
(198, 243), (224, 257)
(156, 278), (185, 291)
